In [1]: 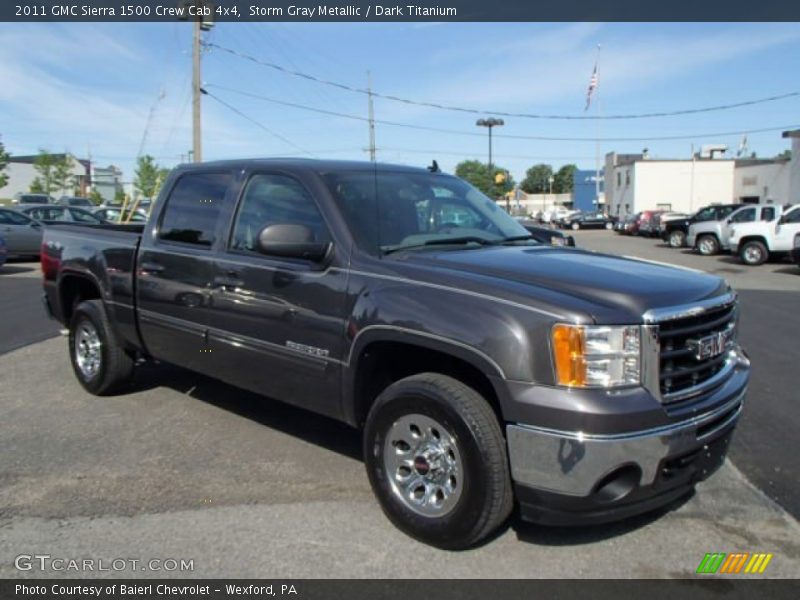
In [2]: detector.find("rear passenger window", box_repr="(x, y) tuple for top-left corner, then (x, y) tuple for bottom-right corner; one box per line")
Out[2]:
(230, 174), (330, 254)
(159, 172), (230, 247)
(761, 207), (776, 221)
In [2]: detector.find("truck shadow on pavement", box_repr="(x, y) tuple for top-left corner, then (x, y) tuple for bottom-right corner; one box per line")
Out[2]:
(127, 361), (692, 548)
(130, 361), (363, 461)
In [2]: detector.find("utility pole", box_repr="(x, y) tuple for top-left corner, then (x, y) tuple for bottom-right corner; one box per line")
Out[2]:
(367, 71), (376, 162)
(192, 18), (202, 163)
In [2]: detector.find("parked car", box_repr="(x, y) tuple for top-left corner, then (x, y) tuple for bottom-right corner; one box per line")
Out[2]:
(564, 211), (614, 231)
(42, 158), (749, 549)
(655, 212), (690, 239)
(615, 213), (642, 235)
(688, 204), (781, 256)
(635, 210), (665, 237)
(93, 207), (148, 223)
(0, 235), (7, 269)
(662, 204), (740, 248)
(518, 220), (576, 246)
(12, 193), (52, 206)
(0, 207), (43, 258)
(729, 204), (800, 265)
(56, 196), (94, 208)
(792, 233), (800, 268)
(21, 205), (107, 225)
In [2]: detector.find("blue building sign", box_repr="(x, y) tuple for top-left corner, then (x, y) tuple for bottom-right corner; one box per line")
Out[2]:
(573, 169), (603, 212)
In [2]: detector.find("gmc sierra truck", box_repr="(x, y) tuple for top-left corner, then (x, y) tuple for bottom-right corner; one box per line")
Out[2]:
(41, 159), (750, 549)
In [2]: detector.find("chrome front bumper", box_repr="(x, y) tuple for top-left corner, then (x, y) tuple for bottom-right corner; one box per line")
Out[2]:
(506, 377), (747, 498)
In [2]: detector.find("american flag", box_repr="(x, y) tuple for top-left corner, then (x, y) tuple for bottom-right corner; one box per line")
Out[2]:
(585, 63), (598, 111)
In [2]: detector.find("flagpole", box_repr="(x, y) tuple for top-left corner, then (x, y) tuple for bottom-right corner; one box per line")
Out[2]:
(594, 44), (601, 211)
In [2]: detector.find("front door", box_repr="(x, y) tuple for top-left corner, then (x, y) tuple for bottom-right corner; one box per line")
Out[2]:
(0, 209), (42, 255)
(774, 206), (800, 252)
(136, 170), (233, 372)
(206, 171), (348, 419)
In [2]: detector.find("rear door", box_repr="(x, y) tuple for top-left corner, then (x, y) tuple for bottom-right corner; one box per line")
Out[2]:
(136, 170), (233, 371)
(204, 170), (348, 419)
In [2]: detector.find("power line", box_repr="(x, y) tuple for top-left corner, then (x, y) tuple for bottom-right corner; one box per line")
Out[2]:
(205, 84), (800, 143)
(205, 42), (800, 121)
(202, 90), (316, 157)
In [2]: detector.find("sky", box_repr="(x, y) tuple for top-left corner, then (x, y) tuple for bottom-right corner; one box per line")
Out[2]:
(1, 22), (799, 186)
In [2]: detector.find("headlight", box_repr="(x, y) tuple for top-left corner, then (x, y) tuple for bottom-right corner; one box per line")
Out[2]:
(551, 324), (641, 388)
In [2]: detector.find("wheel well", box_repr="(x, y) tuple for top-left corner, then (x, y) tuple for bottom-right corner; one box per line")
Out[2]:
(352, 341), (502, 428)
(739, 235), (767, 249)
(59, 275), (101, 323)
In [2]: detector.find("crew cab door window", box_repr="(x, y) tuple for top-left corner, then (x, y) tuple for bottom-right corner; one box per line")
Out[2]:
(158, 172), (230, 247)
(761, 207), (776, 221)
(730, 208), (755, 223)
(230, 174), (330, 254)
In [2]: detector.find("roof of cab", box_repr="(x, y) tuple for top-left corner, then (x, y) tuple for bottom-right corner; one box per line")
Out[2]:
(172, 158), (441, 175)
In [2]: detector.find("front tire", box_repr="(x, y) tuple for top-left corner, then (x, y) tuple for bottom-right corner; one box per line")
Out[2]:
(571, 222), (580, 230)
(740, 240), (768, 266)
(697, 234), (720, 256)
(605, 221), (613, 230)
(669, 230), (686, 248)
(69, 300), (134, 395)
(364, 373), (513, 550)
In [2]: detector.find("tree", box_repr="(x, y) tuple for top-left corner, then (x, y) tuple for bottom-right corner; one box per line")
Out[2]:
(88, 189), (104, 205)
(0, 139), (9, 190)
(53, 154), (75, 196)
(552, 164), (577, 194)
(520, 164), (554, 194)
(454, 160), (514, 199)
(31, 149), (58, 195)
(133, 155), (165, 199)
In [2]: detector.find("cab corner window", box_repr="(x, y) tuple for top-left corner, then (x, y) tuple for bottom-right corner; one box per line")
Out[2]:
(230, 174), (330, 255)
(158, 172), (230, 247)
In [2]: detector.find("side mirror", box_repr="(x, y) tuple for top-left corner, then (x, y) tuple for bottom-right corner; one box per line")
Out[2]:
(257, 224), (330, 262)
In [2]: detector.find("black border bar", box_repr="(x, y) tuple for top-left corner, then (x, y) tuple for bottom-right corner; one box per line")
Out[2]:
(3, 0), (800, 22)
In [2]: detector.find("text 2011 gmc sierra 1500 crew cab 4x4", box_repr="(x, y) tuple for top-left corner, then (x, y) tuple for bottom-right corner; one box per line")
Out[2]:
(41, 160), (750, 549)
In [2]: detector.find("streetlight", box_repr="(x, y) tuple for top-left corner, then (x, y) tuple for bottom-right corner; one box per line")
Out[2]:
(476, 118), (504, 199)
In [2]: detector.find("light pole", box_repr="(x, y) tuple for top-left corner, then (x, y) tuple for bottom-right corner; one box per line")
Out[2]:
(476, 118), (504, 198)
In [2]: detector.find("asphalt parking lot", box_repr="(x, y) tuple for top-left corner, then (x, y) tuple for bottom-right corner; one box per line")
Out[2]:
(0, 235), (799, 579)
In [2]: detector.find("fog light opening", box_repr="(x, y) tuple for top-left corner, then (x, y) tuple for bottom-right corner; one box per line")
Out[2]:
(592, 465), (641, 504)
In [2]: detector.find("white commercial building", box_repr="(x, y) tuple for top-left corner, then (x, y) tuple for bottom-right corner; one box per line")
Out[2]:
(783, 129), (800, 204)
(605, 152), (735, 218)
(733, 158), (791, 205)
(1, 154), (90, 200)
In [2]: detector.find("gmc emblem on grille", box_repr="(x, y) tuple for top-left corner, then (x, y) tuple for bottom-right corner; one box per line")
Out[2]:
(686, 327), (734, 361)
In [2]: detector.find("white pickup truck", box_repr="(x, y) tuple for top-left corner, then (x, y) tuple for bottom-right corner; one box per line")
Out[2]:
(687, 204), (781, 256)
(729, 204), (800, 265)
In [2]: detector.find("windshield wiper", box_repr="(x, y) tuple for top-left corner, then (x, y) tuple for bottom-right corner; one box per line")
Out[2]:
(499, 234), (536, 244)
(382, 236), (496, 255)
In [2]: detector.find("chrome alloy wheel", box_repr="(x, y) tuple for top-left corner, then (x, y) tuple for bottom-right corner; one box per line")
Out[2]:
(744, 245), (763, 264)
(383, 413), (463, 517)
(75, 321), (102, 379)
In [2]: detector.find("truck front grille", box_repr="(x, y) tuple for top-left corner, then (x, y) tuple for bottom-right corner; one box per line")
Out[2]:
(658, 302), (737, 398)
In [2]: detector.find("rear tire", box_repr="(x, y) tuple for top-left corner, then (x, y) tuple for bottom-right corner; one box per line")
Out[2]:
(697, 234), (720, 256)
(605, 222), (613, 230)
(68, 300), (134, 395)
(571, 222), (580, 230)
(364, 373), (513, 550)
(739, 240), (768, 266)
(669, 230), (686, 248)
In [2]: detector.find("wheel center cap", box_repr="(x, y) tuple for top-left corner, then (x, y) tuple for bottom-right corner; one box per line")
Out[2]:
(413, 455), (430, 476)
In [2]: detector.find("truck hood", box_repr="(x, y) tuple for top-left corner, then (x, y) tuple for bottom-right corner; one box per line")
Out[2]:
(400, 245), (727, 322)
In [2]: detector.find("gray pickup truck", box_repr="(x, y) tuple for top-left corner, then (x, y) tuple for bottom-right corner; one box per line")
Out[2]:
(41, 159), (750, 549)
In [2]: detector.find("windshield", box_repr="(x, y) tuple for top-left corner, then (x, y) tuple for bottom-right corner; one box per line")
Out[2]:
(322, 170), (529, 255)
